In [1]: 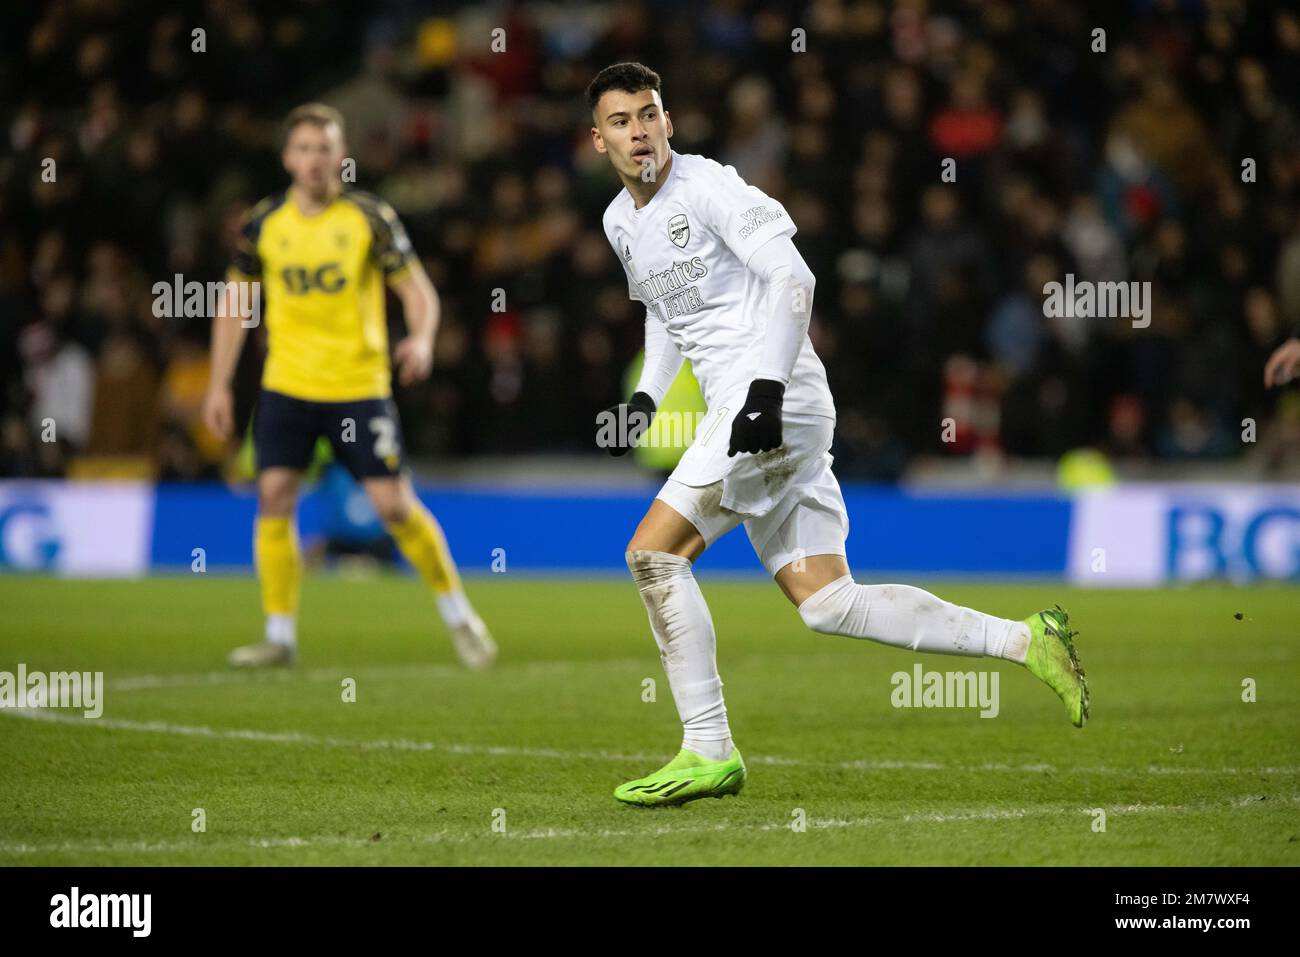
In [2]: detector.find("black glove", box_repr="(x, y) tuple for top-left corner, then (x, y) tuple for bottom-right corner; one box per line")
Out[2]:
(727, 379), (785, 456)
(597, 391), (656, 456)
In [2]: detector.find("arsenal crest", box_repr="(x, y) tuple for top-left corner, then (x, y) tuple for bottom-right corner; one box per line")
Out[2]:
(668, 213), (690, 248)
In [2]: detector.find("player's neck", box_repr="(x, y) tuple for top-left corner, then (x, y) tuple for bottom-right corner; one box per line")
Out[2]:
(624, 152), (673, 209)
(289, 182), (341, 217)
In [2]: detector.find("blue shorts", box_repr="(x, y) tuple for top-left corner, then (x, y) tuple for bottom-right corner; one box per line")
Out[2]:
(253, 389), (406, 479)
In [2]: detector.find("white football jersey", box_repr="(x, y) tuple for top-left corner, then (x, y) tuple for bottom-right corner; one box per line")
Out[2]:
(602, 150), (836, 421)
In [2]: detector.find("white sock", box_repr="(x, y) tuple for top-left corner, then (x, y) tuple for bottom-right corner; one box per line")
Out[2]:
(266, 614), (297, 648)
(798, 575), (1030, 661)
(435, 589), (473, 628)
(626, 550), (734, 762)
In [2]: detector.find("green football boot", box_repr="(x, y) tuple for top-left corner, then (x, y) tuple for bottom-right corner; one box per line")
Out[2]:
(1021, 605), (1089, 727)
(614, 747), (746, 807)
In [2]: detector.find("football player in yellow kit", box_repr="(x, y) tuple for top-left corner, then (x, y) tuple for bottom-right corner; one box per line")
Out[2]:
(202, 103), (495, 670)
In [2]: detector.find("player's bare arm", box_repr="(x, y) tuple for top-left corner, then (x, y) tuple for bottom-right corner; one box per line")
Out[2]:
(390, 265), (438, 386)
(202, 280), (252, 442)
(1264, 336), (1300, 388)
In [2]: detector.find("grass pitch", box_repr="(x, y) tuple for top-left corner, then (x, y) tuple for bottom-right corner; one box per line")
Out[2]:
(1, 574), (1296, 865)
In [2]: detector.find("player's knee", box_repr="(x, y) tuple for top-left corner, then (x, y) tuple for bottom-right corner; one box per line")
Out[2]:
(362, 478), (414, 526)
(798, 600), (835, 635)
(625, 532), (652, 555)
(797, 583), (848, 635)
(625, 547), (690, 586)
(625, 526), (703, 561)
(257, 484), (296, 517)
(625, 528), (672, 556)
(372, 495), (410, 526)
(624, 547), (662, 575)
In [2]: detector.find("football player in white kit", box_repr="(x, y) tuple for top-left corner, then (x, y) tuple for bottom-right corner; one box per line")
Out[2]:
(588, 63), (1089, 807)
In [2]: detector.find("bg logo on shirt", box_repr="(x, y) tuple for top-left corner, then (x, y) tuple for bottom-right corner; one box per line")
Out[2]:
(667, 213), (690, 248)
(281, 263), (346, 294)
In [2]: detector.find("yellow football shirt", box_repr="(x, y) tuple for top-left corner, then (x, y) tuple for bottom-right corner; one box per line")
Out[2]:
(228, 190), (417, 402)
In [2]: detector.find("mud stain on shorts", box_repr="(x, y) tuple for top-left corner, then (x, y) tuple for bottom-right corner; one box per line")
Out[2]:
(696, 480), (726, 517)
(758, 446), (797, 498)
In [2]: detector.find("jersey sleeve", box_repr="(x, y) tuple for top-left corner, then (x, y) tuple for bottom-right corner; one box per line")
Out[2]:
(635, 310), (684, 405)
(621, 261), (642, 303)
(228, 200), (270, 281)
(372, 200), (418, 283)
(701, 163), (797, 266)
(352, 193), (418, 283)
(603, 211), (642, 303)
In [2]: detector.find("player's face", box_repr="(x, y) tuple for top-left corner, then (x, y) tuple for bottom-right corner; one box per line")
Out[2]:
(591, 88), (672, 182)
(282, 122), (344, 195)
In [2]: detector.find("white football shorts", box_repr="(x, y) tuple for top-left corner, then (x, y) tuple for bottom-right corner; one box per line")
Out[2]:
(655, 412), (849, 577)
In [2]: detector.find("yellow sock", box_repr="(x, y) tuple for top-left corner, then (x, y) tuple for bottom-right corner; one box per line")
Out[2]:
(388, 503), (462, 595)
(255, 516), (302, 617)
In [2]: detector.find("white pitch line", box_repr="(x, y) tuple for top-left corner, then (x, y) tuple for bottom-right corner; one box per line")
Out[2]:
(1, 708), (660, 763)
(3, 706), (1298, 778)
(105, 658), (647, 692)
(1, 793), (1295, 857)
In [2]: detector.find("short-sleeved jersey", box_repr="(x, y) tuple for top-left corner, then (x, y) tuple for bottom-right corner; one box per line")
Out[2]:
(229, 189), (417, 402)
(601, 151), (835, 419)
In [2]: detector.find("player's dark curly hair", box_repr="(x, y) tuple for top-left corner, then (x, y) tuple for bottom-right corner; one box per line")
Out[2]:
(586, 62), (662, 117)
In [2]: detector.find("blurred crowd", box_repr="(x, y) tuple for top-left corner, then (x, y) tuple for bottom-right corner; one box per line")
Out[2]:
(3, 0), (1300, 482)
